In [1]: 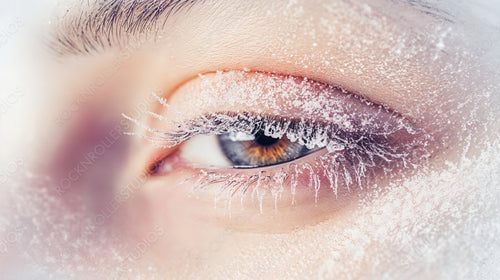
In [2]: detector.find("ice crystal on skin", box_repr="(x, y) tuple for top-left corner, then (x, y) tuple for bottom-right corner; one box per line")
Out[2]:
(308, 138), (500, 280)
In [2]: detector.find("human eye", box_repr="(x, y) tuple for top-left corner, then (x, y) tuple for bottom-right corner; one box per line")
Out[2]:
(125, 70), (430, 226)
(178, 116), (321, 169)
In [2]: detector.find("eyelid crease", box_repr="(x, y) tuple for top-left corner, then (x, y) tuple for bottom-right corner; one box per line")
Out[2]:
(161, 70), (420, 126)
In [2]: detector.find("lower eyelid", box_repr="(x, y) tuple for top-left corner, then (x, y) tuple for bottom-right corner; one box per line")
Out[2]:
(159, 150), (334, 202)
(144, 161), (351, 233)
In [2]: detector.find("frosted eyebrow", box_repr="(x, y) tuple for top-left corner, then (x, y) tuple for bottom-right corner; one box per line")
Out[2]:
(48, 0), (452, 57)
(49, 0), (200, 56)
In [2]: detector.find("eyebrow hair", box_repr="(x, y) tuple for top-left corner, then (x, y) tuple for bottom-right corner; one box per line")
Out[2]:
(50, 0), (200, 55)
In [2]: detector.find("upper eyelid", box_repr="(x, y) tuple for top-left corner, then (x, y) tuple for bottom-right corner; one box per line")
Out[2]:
(123, 70), (422, 148)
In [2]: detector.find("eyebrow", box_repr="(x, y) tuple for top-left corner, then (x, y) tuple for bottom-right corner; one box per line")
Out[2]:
(50, 0), (453, 56)
(50, 0), (200, 55)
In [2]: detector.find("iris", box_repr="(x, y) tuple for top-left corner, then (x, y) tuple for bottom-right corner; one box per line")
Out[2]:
(217, 130), (313, 168)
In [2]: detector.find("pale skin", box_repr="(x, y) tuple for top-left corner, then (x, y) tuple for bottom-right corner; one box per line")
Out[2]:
(0, 0), (499, 279)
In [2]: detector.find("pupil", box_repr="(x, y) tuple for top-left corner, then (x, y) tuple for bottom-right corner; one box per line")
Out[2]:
(254, 131), (279, 146)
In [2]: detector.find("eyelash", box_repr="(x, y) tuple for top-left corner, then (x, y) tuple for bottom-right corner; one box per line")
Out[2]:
(124, 92), (428, 210)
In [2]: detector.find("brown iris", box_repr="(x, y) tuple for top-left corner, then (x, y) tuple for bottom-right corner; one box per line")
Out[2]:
(217, 130), (311, 167)
(242, 133), (292, 164)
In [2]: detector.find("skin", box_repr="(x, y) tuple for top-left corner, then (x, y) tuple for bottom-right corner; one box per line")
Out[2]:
(0, 0), (499, 279)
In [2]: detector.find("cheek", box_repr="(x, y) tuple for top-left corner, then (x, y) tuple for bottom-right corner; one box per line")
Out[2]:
(119, 173), (235, 266)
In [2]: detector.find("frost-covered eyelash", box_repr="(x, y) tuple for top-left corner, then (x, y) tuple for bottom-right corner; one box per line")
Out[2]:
(129, 110), (350, 151)
(122, 92), (337, 150)
(123, 92), (426, 211)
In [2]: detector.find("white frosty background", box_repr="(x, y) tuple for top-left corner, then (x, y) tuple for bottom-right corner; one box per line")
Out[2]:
(0, 0), (499, 279)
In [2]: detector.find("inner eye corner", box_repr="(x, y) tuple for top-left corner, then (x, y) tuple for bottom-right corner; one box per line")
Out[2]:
(146, 145), (183, 176)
